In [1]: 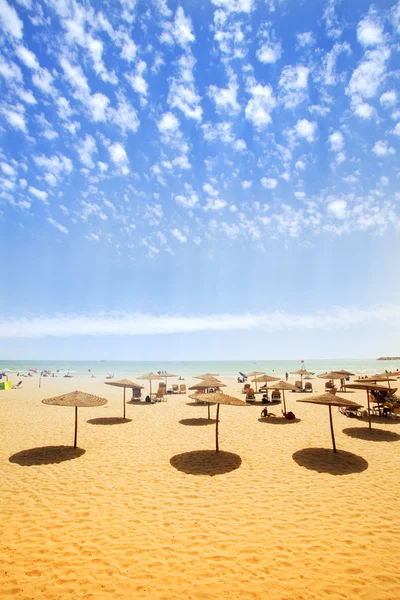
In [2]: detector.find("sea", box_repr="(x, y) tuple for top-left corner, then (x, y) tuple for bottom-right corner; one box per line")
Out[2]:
(1, 359), (399, 379)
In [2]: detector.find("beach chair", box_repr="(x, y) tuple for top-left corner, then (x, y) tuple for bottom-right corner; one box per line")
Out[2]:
(295, 381), (303, 392)
(179, 384), (186, 394)
(156, 388), (165, 401)
(245, 388), (255, 402)
(171, 384), (179, 394)
(12, 381), (23, 389)
(271, 390), (281, 401)
(304, 382), (313, 392)
(131, 388), (142, 400)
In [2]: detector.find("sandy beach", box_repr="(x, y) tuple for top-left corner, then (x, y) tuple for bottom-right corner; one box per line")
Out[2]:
(1, 374), (400, 600)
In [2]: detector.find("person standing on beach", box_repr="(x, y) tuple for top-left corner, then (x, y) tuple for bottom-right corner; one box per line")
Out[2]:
(285, 372), (288, 381)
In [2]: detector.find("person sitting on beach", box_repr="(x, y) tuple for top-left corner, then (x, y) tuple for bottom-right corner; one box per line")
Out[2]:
(261, 407), (269, 418)
(261, 393), (270, 404)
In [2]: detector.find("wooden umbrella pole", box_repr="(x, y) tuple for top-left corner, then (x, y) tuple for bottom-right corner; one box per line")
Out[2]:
(367, 390), (371, 430)
(74, 406), (78, 448)
(123, 387), (126, 419)
(207, 404), (210, 420)
(215, 404), (220, 453)
(282, 390), (287, 414)
(328, 404), (337, 453)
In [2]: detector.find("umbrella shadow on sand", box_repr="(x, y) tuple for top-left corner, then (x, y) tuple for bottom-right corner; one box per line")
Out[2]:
(87, 417), (132, 425)
(343, 427), (400, 442)
(258, 417), (301, 425)
(179, 418), (217, 426)
(9, 446), (86, 467)
(170, 450), (242, 476)
(292, 448), (368, 475)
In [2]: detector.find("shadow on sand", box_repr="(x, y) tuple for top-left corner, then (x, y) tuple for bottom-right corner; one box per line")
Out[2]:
(292, 447), (368, 475)
(170, 450), (242, 476)
(87, 417), (132, 426)
(9, 446), (86, 466)
(258, 417), (301, 425)
(179, 418), (217, 426)
(343, 427), (400, 442)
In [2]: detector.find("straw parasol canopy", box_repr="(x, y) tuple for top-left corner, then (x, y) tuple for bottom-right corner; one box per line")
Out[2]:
(297, 393), (362, 453)
(160, 372), (177, 386)
(333, 370), (355, 377)
(194, 373), (220, 379)
(291, 369), (312, 385)
(189, 379), (226, 392)
(189, 393), (215, 420)
(317, 371), (344, 381)
(192, 392), (248, 452)
(42, 390), (108, 448)
(268, 380), (297, 414)
(356, 375), (396, 389)
(253, 374), (280, 397)
(248, 371), (266, 393)
(345, 383), (396, 429)
(137, 373), (163, 396)
(104, 379), (143, 418)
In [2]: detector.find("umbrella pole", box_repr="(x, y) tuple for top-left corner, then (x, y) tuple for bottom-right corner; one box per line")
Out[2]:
(215, 404), (220, 453)
(367, 390), (371, 430)
(150, 380), (152, 399)
(328, 405), (337, 453)
(123, 387), (126, 419)
(282, 390), (287, 414)
(207, 404), (210, 420)
(74, 406), (78, 448)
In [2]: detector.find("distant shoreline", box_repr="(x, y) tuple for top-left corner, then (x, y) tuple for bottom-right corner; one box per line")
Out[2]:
(377, 357), (400, 360)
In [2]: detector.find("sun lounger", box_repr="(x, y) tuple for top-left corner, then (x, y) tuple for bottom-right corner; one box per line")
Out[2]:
(12, 381), (23, 389)
(179, 384), (186, 394)
(271, 390), (281, 401)
(172, 384), (179, 393)
(304, 382), (313, 392)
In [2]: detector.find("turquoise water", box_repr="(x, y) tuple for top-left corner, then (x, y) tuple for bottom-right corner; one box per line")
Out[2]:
(1, 359), (399, 379)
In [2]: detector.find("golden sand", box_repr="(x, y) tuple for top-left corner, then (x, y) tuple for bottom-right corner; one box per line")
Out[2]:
(1, 375), (400, 599)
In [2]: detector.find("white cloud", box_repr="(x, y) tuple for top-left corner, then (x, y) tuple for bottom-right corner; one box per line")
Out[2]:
(0, 0), (23, 39)
(168, 50), (202, 121)
(110, 97), (139, 134)
(241, 180), (252, 189)
(347, 46), (390, 103)
(393, 123), (400, 136)
(78, 134), (97, 168)
(322, 42), (351, 86)
(33, 153), (73, 178)
(296, 31), (315, 47)
(1, 105), (27, 132)
(0, 55), (22, 81)
(245, 79), (276, 129)
(32, 67), (56, 95)
(327, 199), (347, 219)
(175, 190), (198, 208)
(158, 111), (180, 135)
(295, 119), (317, 142)
(126, 59), (148, 99)
(47, 217), (68, 234)
(6, 304), (400, 338)
(257, 41), (281, 63)
(279, 65), (309, 109)
(208, 70), (240, 114)
(357, 11), (384, 47)
(261, 177), (278, 189)
(173, 6), (195, 46)
(109, 142), (129, 167)
(373, 140), (395, 157)
(204, 198), (227, 210)
(89, 92), (109, 122)
(1, 162), (15, 177)
(29, 186), (48, 203)
(15, 46), (39, 69)
(171, 228), (187, 242)
(329, 131), (344, 152)
(380, 90), (396, 108)
(211, 0), (254, 13)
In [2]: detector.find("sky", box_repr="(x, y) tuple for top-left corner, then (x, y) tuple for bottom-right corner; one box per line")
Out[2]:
(1, 0), (400, 360)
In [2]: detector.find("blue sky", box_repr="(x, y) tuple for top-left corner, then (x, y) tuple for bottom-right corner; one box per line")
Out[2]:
(1, 0), (400, 360)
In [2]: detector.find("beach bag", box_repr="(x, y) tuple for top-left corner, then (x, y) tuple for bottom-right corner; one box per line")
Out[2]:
(285, 411), (295, 420)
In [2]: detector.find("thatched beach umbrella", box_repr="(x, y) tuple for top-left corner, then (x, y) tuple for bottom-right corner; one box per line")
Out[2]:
(189, 393), (215, 420)
(334, 370), (355, 377)
(297, 393), (362, 453)
(357, 375), (397, 389)
(104, 379), (143, 418)
(42, 390), (108, 448)
(317, 371), (343, 382)
(345, 383), (396, 429)
(189, 379), (226, 393)
(192, 392), (248, 452)
(253, 374), (280, 397)
(194, 373), (220, 379)
(160, 372), (177, 386)
(268, 380), (297, 414)
(247, 371), (266, 393)
(137, 373), (163, 397)
(291, 369), (311, 386)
